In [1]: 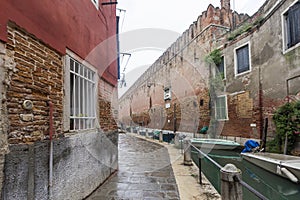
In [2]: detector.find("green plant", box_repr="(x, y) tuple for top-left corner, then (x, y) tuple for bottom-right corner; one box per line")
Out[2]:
(205, 49), (222, 66)
(270, 101), (300, 154)
(227, 23), (253, 41)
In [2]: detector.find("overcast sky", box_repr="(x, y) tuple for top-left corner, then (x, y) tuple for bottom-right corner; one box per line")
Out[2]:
(117, 0), (266, 96)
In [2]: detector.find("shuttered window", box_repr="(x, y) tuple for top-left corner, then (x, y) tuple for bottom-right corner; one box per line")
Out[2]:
(285, 1), (300, 49)
(236, 44), (250, 74)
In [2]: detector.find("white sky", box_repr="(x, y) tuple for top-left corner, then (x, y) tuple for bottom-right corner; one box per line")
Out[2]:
(117, 0), (266, 96)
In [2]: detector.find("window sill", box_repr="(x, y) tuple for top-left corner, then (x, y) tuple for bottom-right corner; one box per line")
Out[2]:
(282, 42), (300, 55)
(235, 70), (251, 77)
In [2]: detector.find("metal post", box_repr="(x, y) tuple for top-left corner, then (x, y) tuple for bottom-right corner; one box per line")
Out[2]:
(198, 153), (202, 185)
(220, 164), (242, 200)
(146, 129), (149, 138)
(183, 139), (193, 166)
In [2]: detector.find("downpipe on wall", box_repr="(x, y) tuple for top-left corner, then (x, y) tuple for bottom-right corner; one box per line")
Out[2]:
(48, 101), (54, 199)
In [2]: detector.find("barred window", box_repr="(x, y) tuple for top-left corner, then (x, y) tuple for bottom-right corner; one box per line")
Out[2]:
(70, 58), (96, 130)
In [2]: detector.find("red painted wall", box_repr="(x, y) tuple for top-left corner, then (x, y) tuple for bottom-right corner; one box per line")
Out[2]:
(0, 0), (118, 85)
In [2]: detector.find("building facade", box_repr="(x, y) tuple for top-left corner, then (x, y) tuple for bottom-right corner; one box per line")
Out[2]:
(119, 0), (300, 143)
(0, 0), (119, 199)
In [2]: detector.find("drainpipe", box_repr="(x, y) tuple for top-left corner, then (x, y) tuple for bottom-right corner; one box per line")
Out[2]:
(48, 101), (54, 198)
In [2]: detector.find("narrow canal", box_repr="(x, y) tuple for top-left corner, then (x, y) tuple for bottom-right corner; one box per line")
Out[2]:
(191, 149), (300, 200)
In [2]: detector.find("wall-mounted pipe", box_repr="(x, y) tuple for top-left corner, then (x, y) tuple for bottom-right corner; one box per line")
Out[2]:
(48, 101), (54, 198)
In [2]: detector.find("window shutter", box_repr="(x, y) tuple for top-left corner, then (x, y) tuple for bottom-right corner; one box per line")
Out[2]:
(237, 45), (249, 74)
(287, 2), (300, 48)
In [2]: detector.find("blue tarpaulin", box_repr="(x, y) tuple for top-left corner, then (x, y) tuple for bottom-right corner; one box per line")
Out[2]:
(242, 140), (260, 153)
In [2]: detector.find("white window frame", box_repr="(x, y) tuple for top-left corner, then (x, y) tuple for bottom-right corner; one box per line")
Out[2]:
(215, 95), (228, 121)
(91, 0), (99, 9)
(64, 50), (98, 132)
(281, 0), (300, 54)
(234, 42), (251, 77)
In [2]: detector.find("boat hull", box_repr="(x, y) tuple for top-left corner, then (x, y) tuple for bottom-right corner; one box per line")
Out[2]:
(241, 152), (300, 183)
(191, 138), (240, 150)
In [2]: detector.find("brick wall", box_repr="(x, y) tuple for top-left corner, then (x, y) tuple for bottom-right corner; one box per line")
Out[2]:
(119, 0), (300, 141)
(98, 78), (118, 132)
(1, 23), (119, 199)
(4, 23), (63, 144)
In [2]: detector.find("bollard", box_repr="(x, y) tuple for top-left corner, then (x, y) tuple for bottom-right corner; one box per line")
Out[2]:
(146, 129), (149, 138)
(220, 164), (243, 200)
(159, 131), (163, 142)
(174, 133), (180, 146)
(130, 126), (133, 133)
(183, 139), (193, 166)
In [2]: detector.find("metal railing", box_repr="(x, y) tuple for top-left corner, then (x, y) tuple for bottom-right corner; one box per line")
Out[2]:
(187, 141), (269, 200)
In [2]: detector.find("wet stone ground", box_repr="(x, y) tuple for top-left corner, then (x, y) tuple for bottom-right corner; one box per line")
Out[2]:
(86, 134), (180, 200)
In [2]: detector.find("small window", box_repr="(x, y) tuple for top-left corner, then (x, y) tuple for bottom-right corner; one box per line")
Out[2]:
(216, 56), (225, 79)
(91, 0), (99, 9)
(282, 1), (300, 52)
(70, 58), (96, 130)
(164, 88), (171, 100)
(215, 95), (228, 120)
(235, 43), (250, 75)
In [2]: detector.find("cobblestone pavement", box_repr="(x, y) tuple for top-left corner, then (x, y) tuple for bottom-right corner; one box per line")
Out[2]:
(86, 134), (180, 200)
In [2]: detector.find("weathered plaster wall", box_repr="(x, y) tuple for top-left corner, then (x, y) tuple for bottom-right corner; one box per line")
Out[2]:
(219, 0), (300, 138)
(0, 41), (8, 199)
(3, 131), (118, 200)
(0, 0), (118, 85)
(119, 0), (300, 140)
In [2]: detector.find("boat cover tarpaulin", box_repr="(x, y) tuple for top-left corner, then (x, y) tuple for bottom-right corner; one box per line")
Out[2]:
(242, 140), (260, 153)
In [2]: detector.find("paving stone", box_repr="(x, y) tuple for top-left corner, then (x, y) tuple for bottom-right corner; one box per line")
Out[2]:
(86, 134), (180, 199)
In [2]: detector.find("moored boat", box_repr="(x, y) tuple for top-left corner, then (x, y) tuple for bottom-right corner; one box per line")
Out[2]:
(191, 138), (241, 150)
(241, 152), (300, 183)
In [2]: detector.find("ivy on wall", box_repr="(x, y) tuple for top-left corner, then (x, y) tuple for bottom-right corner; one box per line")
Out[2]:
(268, 101), (300, 154)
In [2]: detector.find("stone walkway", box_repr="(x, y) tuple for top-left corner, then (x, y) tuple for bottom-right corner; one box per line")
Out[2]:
(86, 134), (180, 200)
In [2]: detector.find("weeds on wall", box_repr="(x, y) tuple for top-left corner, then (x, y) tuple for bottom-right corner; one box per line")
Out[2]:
(205, 49), (222, 66)
(267, 101), (300, 154)
(227, 17), (264, 41)
(205, 49), (224, 93)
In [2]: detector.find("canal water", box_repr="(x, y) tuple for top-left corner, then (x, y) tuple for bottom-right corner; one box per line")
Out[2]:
(191, 148), (300, 200)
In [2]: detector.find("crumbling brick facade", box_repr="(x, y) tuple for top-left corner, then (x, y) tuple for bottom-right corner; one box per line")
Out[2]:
(0, 0), (118, 199)
(5, 24), (64, 144)
(119, 0), (300, 142)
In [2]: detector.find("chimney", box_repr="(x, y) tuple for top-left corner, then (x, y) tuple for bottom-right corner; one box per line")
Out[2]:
(221, 0), (231, 10)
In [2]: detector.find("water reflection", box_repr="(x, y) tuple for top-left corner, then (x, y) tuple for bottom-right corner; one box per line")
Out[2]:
(191, 148), (300, 200)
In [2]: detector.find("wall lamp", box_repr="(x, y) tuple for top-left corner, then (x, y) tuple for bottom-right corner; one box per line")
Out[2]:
(102, 2), (118, 5)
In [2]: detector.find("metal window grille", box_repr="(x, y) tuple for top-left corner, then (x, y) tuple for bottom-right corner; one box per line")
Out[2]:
(70, 58), (96, 130)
